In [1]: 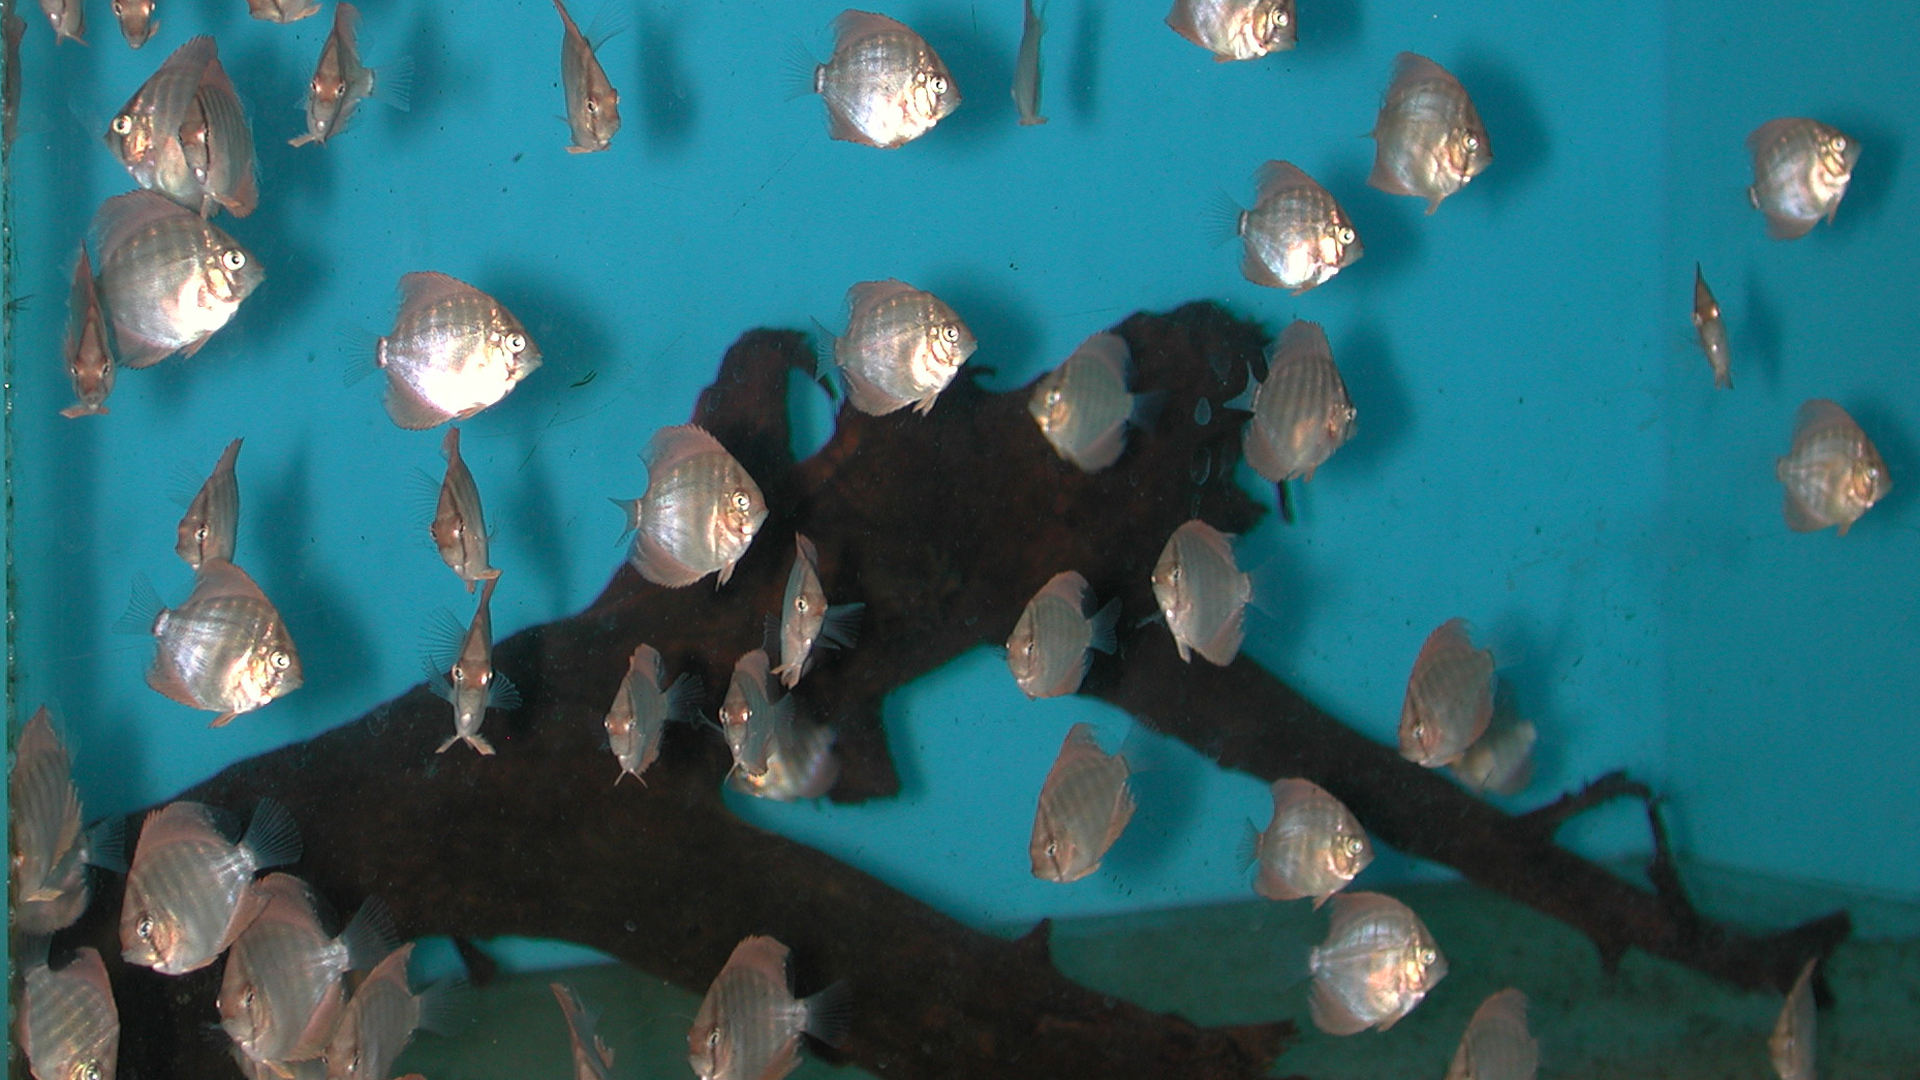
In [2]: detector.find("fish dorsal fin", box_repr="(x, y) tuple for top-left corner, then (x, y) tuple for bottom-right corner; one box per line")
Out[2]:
(1037, 570), (1090, 611)
(1792, 398), (1854, 442)
(1323, 891), (1404, 941)
(67, 947), (113, 998)
(397, 271), (482, 316)
(188, 557), (270, 605)
(642, 424), (728, 476)
(140, 800), (225, 851)
(1071, 331), (1132, 384)
(1389, 51), (1453, 93)
(1059, 721), (1104, 762)
(831, 9), (913, 49)
(1747, 117), (1808, 154)
(91, 190), (194, 260)
(844, 278), (916, 321)
(332, 1), (362, 46)
(794, 533), (820, 568)
(1252, 160), (1319, 204)
(729, 934), (792, 986)
(1272, 319), (1332, 373)
(550, 0), (583, 37)
(137, 35), (219, 137)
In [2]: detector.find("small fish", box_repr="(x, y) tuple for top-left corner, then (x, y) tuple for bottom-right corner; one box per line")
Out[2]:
(616, 424), (767, 588)
(772, 534), (864, 688)
(1692, 264), (1733, 390)
(4, 9), (24, 151)
(811, 9), (960, 149)
(1240, 320), (1355, 482)
(220, 875), (396, 1073)
(604, 643), (699, 784)
(1399, 618), (1493, 768)
(1230, 161), (1361, 293)
(1006, 571), (1119, 699)
(430, 427), (501, 591)
(1029, 331), (1148, 472)
(106, 36), (216, 194)
(553, 0), (620, 153)
(1368, 53), (1491, 214)
(37, 0), (85, 44)
(374, 272), (540, 429)
(61, 245), (116, 419)
(1450, 719), (1535, 797)
(1769, 958), (1817, 1080)
(113, 0), (156, 48)
(428, 576), (516, 756)
(1308, 891), (1447, 1035)
(176, 438), (242, 571)
(128, 558), (301, 726)
(11, 707), (92, 935)
(21, 947), (119, 1080)
(121, 798), (302, 975)
(551, 984), (617, 1080)
(1749, 119), (1858, 241)
(323, 943), (458, 1080)
(834, 279), (976, 416)
(727, 717), (840, 802)
(91, 189), (263, 369)
(1165, 0), (1293, 61)
(1242, 778), (1372, 908)
(1446, 989), (1539, 1080)
(1151, 519), (1252, 666)
(177, 56), (259, 218)
(247, 0), (320, 23)
(721, 649), (794, 781)
(1776, 399), (1889, 535)
(1011, 0), (1046, 125)
(688, 936), (851, 1080)
(1030, 723), (1135, 882)
(291, 4), (411, 148)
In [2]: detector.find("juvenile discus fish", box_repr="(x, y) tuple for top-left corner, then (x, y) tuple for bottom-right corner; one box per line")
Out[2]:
(1450, 719), (1535, 797)
(1230, 161), (1361, 293)
(1692, 264), (1733, 390)
(727, 717), (840, 802)
(1165, 0), (1293, 61)
(107, 36), (216, 193)
(772, 534), (864, 688)
(1011, 0), (1046, 125)
(1777, 399), (1889, 535)
(553, 0), (620, 153)
(247, 0), (319, 23)
(291, 3), (411, 147)
(1030, 723), (1135, 882)
(616, 424), (767, 587)
(91, 189), (263, 369)
(688, 935), (851, 1080)
(811, 9), (959, 149)
(324, 943), (458, 1080)
(605, 643), (699, 784)
(21, 947), (118, 1080)
(1309, 891), (1447, 1035)
(1368, 53), (1491, 214)
(721, 649), (793, 781)
(122, 798), (302, 975)
(112, 0), (156, 46)
(12, 707), (92, 935)
(1029, 331), (1147, 472)
(38, 0), (86, 44)
(834, 279), (975, 416)
(1749, 119), (1858, 240)
(431, 427), (501, 591)
(427, 576), (516, 756)
(61, 245), (115, 419)
(1151, 519), (1252, 666)
(1399, 618), (1493, 768)
(1769, 958), (1817, 1080)
(1006, 571), (1119, 699)
(177, 56), (259, 218)
(130, 558), (301, 726)
(1241, 320), (1355, 482)
(177, 438), (242, 571)
(552, 984), (617, 1080)
(1446, 988), (1539, 1080)
(1243, 778), (1371, 907)
(374, 272), (541, 429)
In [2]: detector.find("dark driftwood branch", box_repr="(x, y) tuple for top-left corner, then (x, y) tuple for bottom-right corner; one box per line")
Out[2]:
(60, 304), (1842, 1080)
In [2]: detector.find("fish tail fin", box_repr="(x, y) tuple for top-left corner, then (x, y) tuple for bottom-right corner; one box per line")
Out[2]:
(608, 497), (640, 542)
(1204, 189), (1244, 249)
(372, 54), (415, 112)
(816, 602), (865, 650)
(339, 323), (381, 386)
(782, 37), (822, 100)
(488, 670), (521, 711)
(802, 979), (854, 1047)
(242, 797), (304, 869)
(1129, 388), (1168, 431)
(417, 976), (473, 1036)
(114, 573), (166, 635)
(665, 670), (704, 721)
(1087, 597), (1121, 654)
(806, 318), (841, 399)
(15, 932), (50, 972)
(340, 896), (401, 970)
(1717, 368), (1733, 391)
(86, 815), (129, 874)
(1236, 818), (1260, 873)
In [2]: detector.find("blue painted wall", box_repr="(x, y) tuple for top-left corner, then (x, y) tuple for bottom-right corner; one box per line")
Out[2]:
(3, 0), (1911, 959)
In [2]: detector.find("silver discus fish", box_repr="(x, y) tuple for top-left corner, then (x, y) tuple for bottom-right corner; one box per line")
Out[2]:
(688, 936), (850, 1080)
(1165, 0), (1293, 60)
(552, 983), (617, 1080)
(1776, 399), (1889, 535)
(91, 189), (263, 369)
(605, 643), (700, 784)
(106, 36), (213, 190)
(1012, 0), (1046, 125)
(430, 427), (501, 592)
(1691, 264), (1733, 390)
(834, 279), (976, 416)
(21, 947), (119, 1080)
(721, 649), (793, 781)
(727, 717), (840, 802)
(1230, 161), (1361, 293)
(374, 272), (540, 429)
(11, 707), (94, 935)
(1006, 571), (1118, 699)
(38, 0), (86, 44)
(1243, 777), (1372, 907)
(1398, 618), (1493, 768)
(112, 0), (156, 47)
(617, 424), (767, 588)
(176, 438), (242, 571)
(1769, 958), (1817, 1080)
(1029, 331), (1148, 472)
(129, 558), (301, 726)
(1241, 320), (1355, 482)
(1151, 519), (1252, 666)
(772, 534), (863, 688)
(247, 0), (319, 23)
(61, 244), (115, 419)
(1445, 989), (1539, 1080)
(1030, 722), (1135, 882)
(554, 0), (620, 153)
(1368, 53), (1491, 213)
(1308, 891), (1447, 1035)
(122, 799), (302, 975)
(323, 943), (458, 1080)
(812, 9), (959, 149)
(426, 576), (516, 756)
(291, 3), (412, 148)
(1748, 119), (1858, 241)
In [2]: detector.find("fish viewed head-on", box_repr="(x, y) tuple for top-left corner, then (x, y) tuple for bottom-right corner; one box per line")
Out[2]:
(112, 0), (156, 47)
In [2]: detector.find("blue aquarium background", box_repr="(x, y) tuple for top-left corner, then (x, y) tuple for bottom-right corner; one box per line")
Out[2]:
(4, 0), (1916, 992)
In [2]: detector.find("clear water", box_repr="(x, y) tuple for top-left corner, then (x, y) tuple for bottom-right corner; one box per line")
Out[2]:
(4, 0), (1915, 1075)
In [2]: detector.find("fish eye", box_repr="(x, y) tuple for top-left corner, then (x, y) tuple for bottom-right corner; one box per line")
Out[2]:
(942, 325), (960, 343)
(1346, 838), (1364, 855)
(1832, 136), (1847, 150)
(270, 651), (290, 670)
(732, 491), (751, 512)
(1337, 226), (1355, 245)
(137, 915), (154, 940)
(585, 100), (598, 114)
(930, 76), (948, 94)
(1419, 947), (1436, 965)
(242, 986), (256, 1008)
(506, 332), (527, 353)
(81, 1063), (101, 1080)
(111, 114), (133, 135)
(221, 249), (248, 271)
(1465, 134), (1479, 150)
(707, 1029), (721, 1051)
(794, 596), (810, 613)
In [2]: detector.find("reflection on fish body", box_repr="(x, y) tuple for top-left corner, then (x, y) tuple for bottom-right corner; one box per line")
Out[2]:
(1368, 53), (1491, 214)
(11, 708), (93, 935)
(773, 535), (864, 688)
(812, 9), (959, 148)
(431, 427), (501, 592)
(1029, 332), (1145, 472)
(1012, 0), (1046, 125)
(428, 577), (516, 756)
(1451, 718), (1535, 796)
(727, 717), (840, 801)
(605, 644), (700, 784)
(374, 272), (541, 429)
(112, 0), (156, 47)
(1241, 320), (1355, 482)
(1245, 778), (1372, 908)
(834, 279), (976, 416)
(247, 0), (319, 23)
(61, 245), (115, 419)
(551, 983), (617, 1080)
(1399, 618), (1493, 768)
(1165, 0), (1293, 61)
(176, 438), (242, 571)
(1748, 119), (1858, 241)
(106, 36), (215, 194)
(1691, 265), (1733, 390)
(1308, 891), (1447, 1034)
(176, 57), (259, 218)
(1232, 161), (1361, 294)
(37, 0), (85, 44)
(323, 943), (452, 1080)
(121, 799), (302, 975)
(91, 190), (263, 369)
(721, 649), (793, 780)
(617, 424), (767, 587)
(553, 0), (620, 153)
(292, 4), (411, 147)
(688, 935), (851, 1080)
(21, 947), (118, 1080)
(1769, 958), (1817, 1080)
(1030, 723), (1135, 882)
(1006, 571), (1119, 699)
(1151, 519), (1252, 666)
(135, 558), (301, 726)
(1445, 989), (1539, 1080)
(1776, 399), (1889, 535)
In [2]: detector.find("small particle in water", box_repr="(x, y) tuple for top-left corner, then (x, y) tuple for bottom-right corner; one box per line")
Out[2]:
(1193, 398), (1212, 425)
(513, 152), (524, 163)
(570, 369), (597, 388)
(624, 920), (637, 932)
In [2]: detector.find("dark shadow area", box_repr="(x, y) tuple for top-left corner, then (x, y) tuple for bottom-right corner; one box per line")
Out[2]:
(1066, 0), (1102, 122)
(1105, 725), (1206, 883)
(403, 5), (459, 128)
(1323, 160), (1428, 286)
(922, 271), (1044, 392)
(1324, 321), (1408, 476)
(637, 8), (697, 151)
(912, 7), (1014, 150)
(496, 426), (576, 616)
(1451, 50), (1550, 210)
(469, 263), (621, 439)
(1739, 264), (1784, 389)
(1824, 114), (1899, 237)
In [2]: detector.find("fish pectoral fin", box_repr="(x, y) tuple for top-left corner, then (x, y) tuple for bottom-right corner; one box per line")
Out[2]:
(208, 711), (240, 727)
(382, 374), (453, 430)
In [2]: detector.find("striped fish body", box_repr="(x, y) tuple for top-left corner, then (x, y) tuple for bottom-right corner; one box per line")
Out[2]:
(23, 948), (120, 1080)
(121, 802), (279, 974)
(1029, 723), (1134, 882)
(376, 272), (540, 430)
(147, 559), (300, 725)
(92, 190), (262, 369)
(626, 425), (766, 587)
(1243, 320), (1354, 482)
(220, 875), (355, 1067)
(835, 280), (975, 416)
(1151, 519), (1251, 666)
(1397, 618), (1492, 767)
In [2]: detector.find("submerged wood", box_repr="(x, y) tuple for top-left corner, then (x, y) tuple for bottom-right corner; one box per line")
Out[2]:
(58, 303), (1843, 1079)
